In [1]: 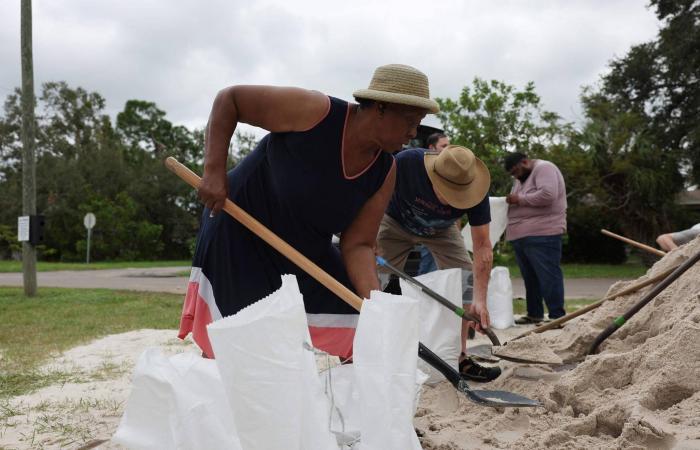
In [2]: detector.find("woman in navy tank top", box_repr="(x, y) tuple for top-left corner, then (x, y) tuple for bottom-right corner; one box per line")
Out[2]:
(179, 64), (439, 359)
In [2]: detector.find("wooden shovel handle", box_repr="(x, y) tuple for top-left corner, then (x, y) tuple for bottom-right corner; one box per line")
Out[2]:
(601, 229), (666, 257)
(165, 157), (364, 311)
(513, 263), (680, 340)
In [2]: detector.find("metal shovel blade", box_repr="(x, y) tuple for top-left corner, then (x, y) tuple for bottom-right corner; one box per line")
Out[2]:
(466, 343), (500, 363)
(460, 381), (542, 408)
(418, 343), (540, 408)
(468, 343), (562, 365)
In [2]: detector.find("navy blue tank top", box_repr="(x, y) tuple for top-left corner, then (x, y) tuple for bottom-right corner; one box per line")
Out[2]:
(193, 96), (394, 317)
(229, 96), (393, 258)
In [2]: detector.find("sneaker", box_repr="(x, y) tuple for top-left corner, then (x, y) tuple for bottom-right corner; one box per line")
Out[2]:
(459, 354), (501, 382)
(514, 315), (544, 325)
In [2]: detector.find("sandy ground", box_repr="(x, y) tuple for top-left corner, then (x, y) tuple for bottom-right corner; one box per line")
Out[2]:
(0, 330), (198, 450)
(1, 239), (699, 449)
(415, 238), (700, 450)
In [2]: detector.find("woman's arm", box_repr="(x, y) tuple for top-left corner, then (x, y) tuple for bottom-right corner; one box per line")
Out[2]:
(200, 86), (330, 212)
(339, 162), (397, 299)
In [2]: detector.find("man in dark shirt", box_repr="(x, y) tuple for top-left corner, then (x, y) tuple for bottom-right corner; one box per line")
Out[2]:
(418, 132), (451, 275)
(377, 145), (500, 382)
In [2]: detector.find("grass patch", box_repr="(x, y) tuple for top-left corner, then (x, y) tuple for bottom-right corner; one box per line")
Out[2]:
(504, 263), (647, 279)
(0, 260), (190, 273)
(0, 287), (182, 398)
(512, 298), (596, 316)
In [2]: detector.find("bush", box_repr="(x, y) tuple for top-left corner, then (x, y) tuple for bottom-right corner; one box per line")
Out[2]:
(563, 205), (627, 264)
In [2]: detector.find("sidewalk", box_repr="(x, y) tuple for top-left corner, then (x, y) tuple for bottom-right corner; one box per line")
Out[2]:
(0, 267), (630, 299)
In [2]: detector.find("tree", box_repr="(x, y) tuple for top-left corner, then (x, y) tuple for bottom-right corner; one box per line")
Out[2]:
(116, 100), (202, 259)
(573, 0), (697, 247)
(0, 81), (262, 262)
(601, 0), (700, 185)
(436, 78), (569, 195)
(578, 91), (685, 245)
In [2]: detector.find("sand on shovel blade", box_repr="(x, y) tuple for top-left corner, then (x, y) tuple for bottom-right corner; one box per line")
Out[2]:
(492, 333), (563, 365)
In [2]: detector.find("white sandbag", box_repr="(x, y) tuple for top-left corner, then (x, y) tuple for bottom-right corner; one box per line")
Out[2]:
(322, 362), (428, 449)
(462, 196), (508, 251)
(353, 290), (422, 450)
(112, 349), (242, 450)
(487, 266), (515, 329)
(206, 275), (338, 450)
(399, 269), (462, 384)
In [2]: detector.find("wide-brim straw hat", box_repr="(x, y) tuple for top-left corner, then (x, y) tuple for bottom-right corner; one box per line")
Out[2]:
(424, 145), (491, 209)
(353, 64), (439, 113)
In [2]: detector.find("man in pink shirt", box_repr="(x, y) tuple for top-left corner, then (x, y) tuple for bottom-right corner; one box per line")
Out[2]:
(504, 152), (567, 324)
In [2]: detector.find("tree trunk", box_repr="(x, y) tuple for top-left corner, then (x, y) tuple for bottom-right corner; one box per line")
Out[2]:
(21, 0), (37, 296)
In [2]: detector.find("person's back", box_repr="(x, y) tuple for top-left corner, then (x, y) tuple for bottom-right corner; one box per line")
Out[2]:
(506, 159), (566, 241)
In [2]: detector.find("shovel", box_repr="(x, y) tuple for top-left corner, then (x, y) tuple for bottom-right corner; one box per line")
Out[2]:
(376, 256), (501, 346)
(601, 229), (666, 257)
(165, 157), (540, 408)
(375, 256), (555, 365)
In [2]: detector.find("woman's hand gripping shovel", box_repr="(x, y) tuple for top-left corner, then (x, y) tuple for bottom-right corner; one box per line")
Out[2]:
(376, 256), (558, 366)
(165, 157), (539, 408)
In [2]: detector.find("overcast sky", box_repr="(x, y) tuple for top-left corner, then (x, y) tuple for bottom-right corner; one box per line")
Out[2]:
(1, 1), (660, 136)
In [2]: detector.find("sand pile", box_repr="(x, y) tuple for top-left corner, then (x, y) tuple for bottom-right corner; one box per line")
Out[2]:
(492, 333), (563, 365)
(417, 237), (700, 449)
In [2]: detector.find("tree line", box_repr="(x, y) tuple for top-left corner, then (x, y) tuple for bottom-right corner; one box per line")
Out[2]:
(0, 83), (255, 261)
(1, 0), (697, 263)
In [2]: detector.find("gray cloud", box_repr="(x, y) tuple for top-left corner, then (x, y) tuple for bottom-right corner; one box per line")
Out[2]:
(1, 0), (659, 136)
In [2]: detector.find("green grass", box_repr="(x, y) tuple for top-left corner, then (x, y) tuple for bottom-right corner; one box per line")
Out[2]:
(0, 287), (182, 398)
(512, 297), (596, 316)
(504, 263), (647, 279)
(0, 260), (190, 273)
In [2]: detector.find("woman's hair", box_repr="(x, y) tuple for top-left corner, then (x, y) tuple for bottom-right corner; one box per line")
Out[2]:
(354, 97), (376, 110)
(426, 132), (447, 148)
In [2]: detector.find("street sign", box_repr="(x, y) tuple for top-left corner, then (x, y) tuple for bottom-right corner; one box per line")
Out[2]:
(18, 216), (30, 241)
(84, 212), (96, 264)
(84, 213), (96, 230)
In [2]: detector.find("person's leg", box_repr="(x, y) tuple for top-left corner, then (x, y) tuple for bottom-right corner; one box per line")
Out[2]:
(424, 227), (473, 353)
(423, 227), (500, 382)
(417, 245), (438, 275)
(376, 215), (420, 273)
(523, 235), (566, 319)
(511, 238), (545, 320)
(427, 225), (472, 271)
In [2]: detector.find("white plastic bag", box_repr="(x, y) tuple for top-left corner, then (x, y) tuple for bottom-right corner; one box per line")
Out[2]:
(112, 349), (242, 450)
(353, 290), (423, 450)
(206, 275), (338, 450)
(487, 266), (515, 329)
(399, 268), (462, 384)
(462, 196), (508, 251)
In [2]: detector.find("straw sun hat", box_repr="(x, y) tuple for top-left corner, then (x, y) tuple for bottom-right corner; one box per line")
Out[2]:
(425, 145), (491, 209)
(353, 64), (439, 113)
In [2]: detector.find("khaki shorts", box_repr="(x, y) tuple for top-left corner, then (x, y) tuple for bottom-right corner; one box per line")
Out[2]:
(376, 214), (472, 273)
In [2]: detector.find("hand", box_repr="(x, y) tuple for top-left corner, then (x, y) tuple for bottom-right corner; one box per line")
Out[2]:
(505, 193), (519, 205)
(198, 168), (228, 214)
(468, 301), (490, 332)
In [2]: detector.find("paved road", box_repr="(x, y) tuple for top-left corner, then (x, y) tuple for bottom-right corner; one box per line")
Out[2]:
(0, 266), (630, 299)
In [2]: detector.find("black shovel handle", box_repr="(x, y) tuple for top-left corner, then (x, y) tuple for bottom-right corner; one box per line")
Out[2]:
(418, 342), (461, 385)
(377, 256), (501, 347)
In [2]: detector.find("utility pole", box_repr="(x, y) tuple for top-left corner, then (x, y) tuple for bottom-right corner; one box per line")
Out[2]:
(21, 0), (37, 296)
